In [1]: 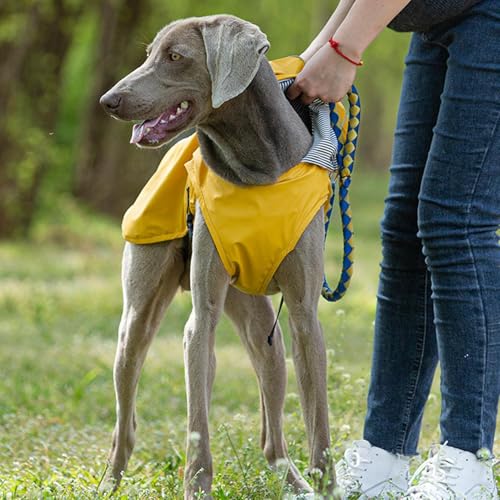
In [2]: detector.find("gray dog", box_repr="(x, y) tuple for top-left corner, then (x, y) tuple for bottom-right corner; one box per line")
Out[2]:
(100, 14), (335, 499)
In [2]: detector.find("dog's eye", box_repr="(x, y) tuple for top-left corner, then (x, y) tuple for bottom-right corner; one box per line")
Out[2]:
(169, 52), (182, 61)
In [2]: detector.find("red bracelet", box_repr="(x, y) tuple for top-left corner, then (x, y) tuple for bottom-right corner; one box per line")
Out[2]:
(329, 38), (363, 66)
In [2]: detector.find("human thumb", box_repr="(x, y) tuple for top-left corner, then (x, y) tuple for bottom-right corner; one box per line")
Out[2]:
(286, 80), (302, 101)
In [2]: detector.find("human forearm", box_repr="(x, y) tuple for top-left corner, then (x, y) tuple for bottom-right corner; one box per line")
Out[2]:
(332, 0), (412, 60)
(301, 0), (411, 62)
(301, 0), (356, 61)
(289, 0), (411, 103)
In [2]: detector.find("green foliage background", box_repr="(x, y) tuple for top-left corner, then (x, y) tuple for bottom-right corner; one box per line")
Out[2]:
(1, 1), (498, 498)
(7, 0), (411, 230)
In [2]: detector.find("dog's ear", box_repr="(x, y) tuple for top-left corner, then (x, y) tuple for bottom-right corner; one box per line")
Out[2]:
(201, 17), (270, 109)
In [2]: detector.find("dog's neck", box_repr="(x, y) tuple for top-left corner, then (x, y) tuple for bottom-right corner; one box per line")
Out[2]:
(196, 60), (312, 186)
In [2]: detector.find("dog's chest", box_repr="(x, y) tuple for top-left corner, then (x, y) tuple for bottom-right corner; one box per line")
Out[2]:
(185, 149), (331, 295)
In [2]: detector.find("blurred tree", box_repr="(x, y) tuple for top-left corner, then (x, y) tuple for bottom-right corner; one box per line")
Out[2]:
(0, 0), (83, 238)
(0, 0), (409, 237)
(72, 0), (167, 216)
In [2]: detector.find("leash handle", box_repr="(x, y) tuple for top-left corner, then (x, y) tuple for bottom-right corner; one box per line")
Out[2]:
(321, 85), (361, 302)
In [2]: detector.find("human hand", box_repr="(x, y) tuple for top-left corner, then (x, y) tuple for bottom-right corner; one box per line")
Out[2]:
(287, 43), (358, 104)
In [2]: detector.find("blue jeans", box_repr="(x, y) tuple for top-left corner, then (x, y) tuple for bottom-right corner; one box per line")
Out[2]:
(363, 0), (500, 456)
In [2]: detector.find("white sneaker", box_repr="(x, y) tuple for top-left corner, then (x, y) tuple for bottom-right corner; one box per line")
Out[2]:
(404, 443), (499, 499)
(335, 440), (410, 499)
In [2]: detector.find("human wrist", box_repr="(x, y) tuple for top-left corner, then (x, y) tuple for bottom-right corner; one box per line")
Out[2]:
(328, 36), (364, 62)
(328, 38), (364, 66)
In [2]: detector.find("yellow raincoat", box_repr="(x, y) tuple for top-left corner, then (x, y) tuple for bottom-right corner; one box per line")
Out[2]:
(122, 56), (333, 295)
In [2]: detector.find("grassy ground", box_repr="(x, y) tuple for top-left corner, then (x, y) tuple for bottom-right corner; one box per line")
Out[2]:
(0, 169), (498, 498)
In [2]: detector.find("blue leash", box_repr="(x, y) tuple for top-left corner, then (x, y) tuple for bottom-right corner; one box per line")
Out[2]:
(322, 86), (361, 302)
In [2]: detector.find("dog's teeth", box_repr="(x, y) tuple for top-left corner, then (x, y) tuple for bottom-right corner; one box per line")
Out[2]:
(180, 101), (189, 109)
(169, 114), (176, 120)
(145, 127), (151, 133)
(160, 119), (167, 124)
(176, 107), (182, 115)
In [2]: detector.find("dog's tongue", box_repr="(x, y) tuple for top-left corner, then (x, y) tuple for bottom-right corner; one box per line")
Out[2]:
(130, 114), (163, 144)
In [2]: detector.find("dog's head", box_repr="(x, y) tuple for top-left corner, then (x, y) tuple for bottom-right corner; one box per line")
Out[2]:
(100, 15), (269, 148)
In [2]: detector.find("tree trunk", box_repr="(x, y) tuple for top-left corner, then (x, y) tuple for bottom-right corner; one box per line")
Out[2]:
(0, 0), (83, 238)
(73, 0), (165, 218)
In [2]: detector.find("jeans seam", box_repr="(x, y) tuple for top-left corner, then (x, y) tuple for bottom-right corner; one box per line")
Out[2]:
(463, 108), (500, 451)
(397, 270), (429, 454)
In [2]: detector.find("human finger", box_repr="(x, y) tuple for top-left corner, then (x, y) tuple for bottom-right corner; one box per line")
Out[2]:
(286, 80), (303, 101)
(299, 92), (316, 105)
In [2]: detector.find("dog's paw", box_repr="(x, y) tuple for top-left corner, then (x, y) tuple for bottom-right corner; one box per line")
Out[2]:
(97, 469), (121, 497)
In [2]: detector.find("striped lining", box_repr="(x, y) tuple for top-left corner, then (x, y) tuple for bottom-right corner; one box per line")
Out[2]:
(279, 78), (338, 172)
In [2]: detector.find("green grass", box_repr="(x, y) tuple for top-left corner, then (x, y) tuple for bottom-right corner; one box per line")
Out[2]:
(0, 169), (498, 498)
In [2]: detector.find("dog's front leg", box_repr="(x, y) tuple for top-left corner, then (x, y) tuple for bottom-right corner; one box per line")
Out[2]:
(223, 288), (313, 494)
(276, 210), (335, 495)
(183, 209), (229, 500)
(100, 241), (185, 493)
(286, 295), (332, 488)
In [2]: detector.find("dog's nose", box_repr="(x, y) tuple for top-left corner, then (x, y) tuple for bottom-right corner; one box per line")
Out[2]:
(99, 91), (122, 113)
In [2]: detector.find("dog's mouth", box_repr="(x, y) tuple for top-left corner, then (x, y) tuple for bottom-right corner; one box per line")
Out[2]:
(130, 100), (193, 147)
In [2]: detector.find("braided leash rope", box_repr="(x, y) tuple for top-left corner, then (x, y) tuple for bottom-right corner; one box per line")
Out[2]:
(322, 86), (361, 302)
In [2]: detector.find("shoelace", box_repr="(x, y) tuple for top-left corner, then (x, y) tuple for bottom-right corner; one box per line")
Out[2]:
(335, 445), (372, 494)
(405, 447), (463, 500)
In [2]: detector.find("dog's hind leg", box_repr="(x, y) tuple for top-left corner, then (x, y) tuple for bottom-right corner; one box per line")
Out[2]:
(223, 288), (313, 494)
(100, 240), (185, 492)
(274, 210), (335, 494)
(183, 210), (230, 500)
